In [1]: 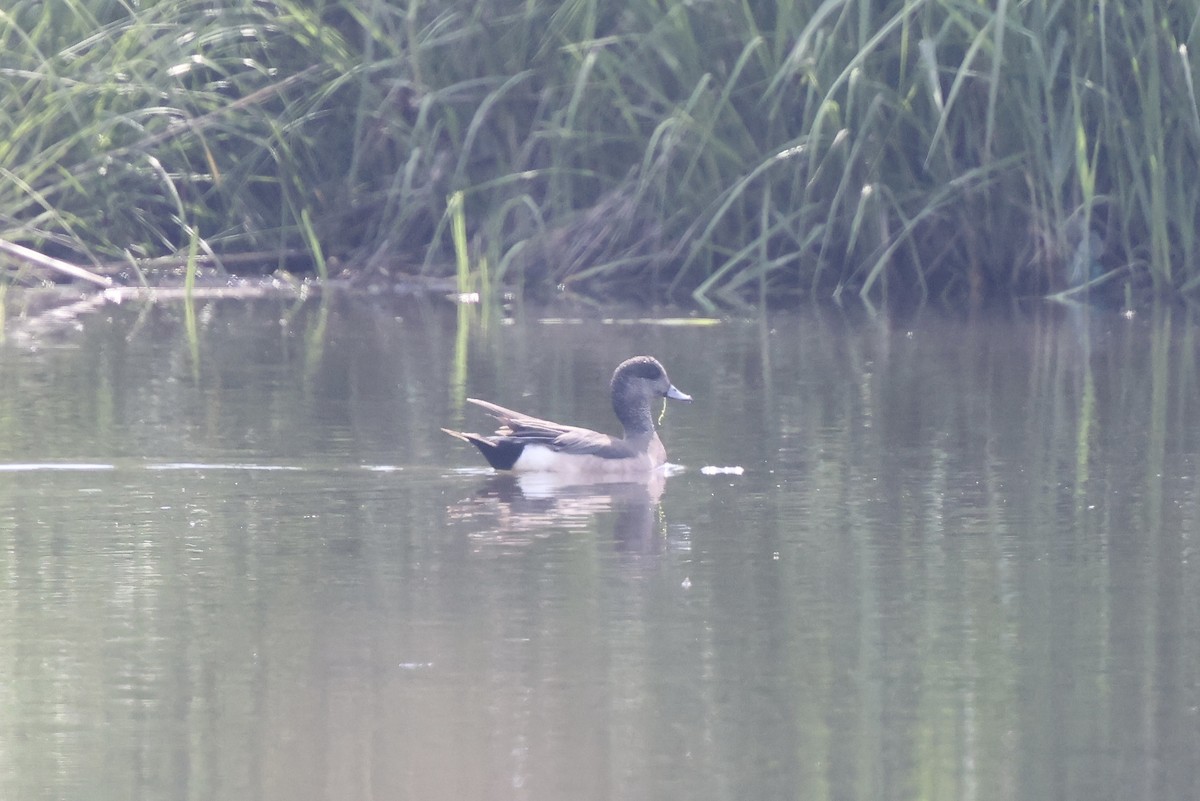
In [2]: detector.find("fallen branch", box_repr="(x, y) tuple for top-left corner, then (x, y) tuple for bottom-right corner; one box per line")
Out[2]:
(5, 282), (311, 346)
(0, 238), (113, 287)
(93, 248), (313, 275)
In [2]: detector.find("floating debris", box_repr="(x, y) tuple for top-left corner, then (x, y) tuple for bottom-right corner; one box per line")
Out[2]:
(601, 317), (722, 326)
(0, 462), (115, 472)
(700, 465), (745, 475)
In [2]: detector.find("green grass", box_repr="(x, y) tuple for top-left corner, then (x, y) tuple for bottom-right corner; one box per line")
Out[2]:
(2, 0), (1199, 305)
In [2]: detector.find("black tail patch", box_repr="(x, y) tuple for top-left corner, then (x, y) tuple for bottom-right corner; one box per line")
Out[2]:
(444, 428), (524, 471)
(466, 435), (524, 471)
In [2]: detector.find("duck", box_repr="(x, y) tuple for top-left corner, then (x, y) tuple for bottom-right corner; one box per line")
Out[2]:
(443, 356), (692, 474)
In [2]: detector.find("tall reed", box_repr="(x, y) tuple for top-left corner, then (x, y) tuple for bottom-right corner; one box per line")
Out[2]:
(0, 0), (347, 275)
(2, 0), (1198, 304)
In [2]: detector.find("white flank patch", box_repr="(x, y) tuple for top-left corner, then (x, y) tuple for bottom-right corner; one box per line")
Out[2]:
(512, 445), (563, 472)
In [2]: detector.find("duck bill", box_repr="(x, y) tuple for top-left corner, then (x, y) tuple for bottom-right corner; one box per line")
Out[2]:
(666, 385), (693, 403)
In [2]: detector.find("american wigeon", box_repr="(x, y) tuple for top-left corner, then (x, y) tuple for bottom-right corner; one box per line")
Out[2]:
(443, 356), (692, 474)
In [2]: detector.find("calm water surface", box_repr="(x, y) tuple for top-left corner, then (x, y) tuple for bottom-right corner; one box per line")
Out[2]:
(1, 293), (1198, 801)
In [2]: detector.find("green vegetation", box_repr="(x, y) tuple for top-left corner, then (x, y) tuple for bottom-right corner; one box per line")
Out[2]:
(2, 0), (1198, 304)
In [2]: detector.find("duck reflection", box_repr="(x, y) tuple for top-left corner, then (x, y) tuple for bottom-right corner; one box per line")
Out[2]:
(449, 470), (671, 552)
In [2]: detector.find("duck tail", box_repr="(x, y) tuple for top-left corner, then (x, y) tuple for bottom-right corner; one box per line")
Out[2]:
(442, 428), (524, 471)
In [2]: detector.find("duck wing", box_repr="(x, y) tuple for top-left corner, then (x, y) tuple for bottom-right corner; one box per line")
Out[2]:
(466, 398), (636, 457)
(466, 398), (573, 440)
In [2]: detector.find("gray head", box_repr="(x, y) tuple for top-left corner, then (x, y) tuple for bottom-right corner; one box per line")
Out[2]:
(610, 356), (692, 435)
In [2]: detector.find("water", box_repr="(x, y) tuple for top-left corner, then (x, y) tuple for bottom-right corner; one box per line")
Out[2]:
(1, 292), (1198, 801)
